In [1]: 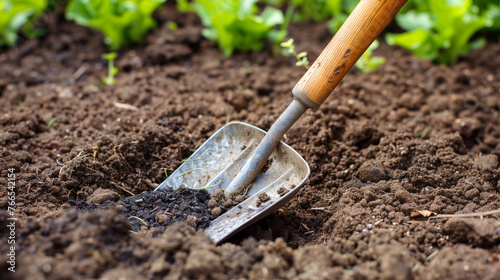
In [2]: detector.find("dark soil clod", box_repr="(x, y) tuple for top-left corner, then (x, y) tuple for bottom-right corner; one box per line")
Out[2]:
(256, 192), (271, 207)
(72, 187), (211, 231)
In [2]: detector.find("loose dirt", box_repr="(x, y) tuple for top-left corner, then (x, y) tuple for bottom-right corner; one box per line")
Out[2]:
(1, 4), (499, 279)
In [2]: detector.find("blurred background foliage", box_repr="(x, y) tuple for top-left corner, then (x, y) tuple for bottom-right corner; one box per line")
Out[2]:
(1, 0), (499, 65)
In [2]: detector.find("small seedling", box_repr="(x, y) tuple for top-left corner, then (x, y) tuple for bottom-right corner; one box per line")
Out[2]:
(415, 128), (431, 138)
(191, 184), (216, 190)
(280, 38), (310, 69)
(47, 117), (58, 128)
(412, 264), (420, 273)
(92, 146), (100, 160)
(177, 168), (205, 179)
(238, 66), (253, 74)
(102, 52), (118, 86)
(128, 216), (148, 226)
(426, 250), (439, 261)
(181, 157), (206, 162)
(343, 269), (353, 274)
(226, 108), (231, 124)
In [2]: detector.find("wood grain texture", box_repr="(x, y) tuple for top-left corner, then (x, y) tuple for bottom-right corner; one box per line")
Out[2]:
(294, 0), (408, 104)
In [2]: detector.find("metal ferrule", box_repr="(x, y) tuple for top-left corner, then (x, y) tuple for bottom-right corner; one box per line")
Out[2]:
(292, 86), (321, 109)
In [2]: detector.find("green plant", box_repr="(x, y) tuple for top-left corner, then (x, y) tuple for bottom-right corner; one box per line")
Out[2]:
(177, 168), (205, 178)
(102, 52), (118, 85)
(190, 184), (216, 190)
(66, 0), (166, 50)
(226, 108), (231, 124)
(176, 0), (194, 11)
(475, 0), (500, 39)
(327, 0), (358, 33)
(47, 116), (58, 128)
(0, 0), (48, 47)
(280, 38), (309, 69)
(128, 216), (148, 226)
(47, 0), (67, 11)
(192, 0), (285, 57)
(285, 0), (358, 33)
(415, 128), (431, 138)
(181, 157), (206, 162)
(354, 40), (385, 73)
(162, 168), (169, 178)
(289, 0), (335, 22)
(386, 0), (493, 64)
(269, 5), (293, 56)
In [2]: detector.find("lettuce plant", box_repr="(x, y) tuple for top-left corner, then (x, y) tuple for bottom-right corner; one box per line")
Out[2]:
(280, 0), (358, 33)
(192, 0), (285, 57)
(0, 0), (47, 47)
(66, 0), (166, 50)
(386, 0), (493, 64)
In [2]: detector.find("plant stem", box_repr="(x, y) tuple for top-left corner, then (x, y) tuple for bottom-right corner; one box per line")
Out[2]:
(107, 58), (114, 86)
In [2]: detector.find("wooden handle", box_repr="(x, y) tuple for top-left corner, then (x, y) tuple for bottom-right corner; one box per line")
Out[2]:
(293, 0), (407, 107)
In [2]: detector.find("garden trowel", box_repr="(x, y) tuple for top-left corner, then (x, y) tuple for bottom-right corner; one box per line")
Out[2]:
(156, 0), (408, 244)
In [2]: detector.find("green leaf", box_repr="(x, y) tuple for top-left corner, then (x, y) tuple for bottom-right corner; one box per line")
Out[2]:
(237, 0), (257, 18)
(102, 52), (117, 61)
(395, 10), (433, 31)
(47, 117), (58, 128)
(469, 37), (485, 50)
(297, 51), (307, 59)
(201, 28), (217, 40)
(267, 29), (286, 45)
(386, 29), (438, 61)
(0, 0), (48, 47)
(280, 38), (294, 48)
(415, 128), (431, 138)
(9, 8), (35, 31)
(176, 0), (193, 12)
(366, 39), (379, 52)
(261, 6), (284, 27)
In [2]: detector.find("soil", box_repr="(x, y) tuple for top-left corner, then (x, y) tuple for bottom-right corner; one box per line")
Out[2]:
(73, 187), (212, 231)
(208, 189), (248, 219)
(1, 3), (500, 280)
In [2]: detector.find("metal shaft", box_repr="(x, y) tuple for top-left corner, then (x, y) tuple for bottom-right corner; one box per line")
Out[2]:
(224, 99), (309, 196)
